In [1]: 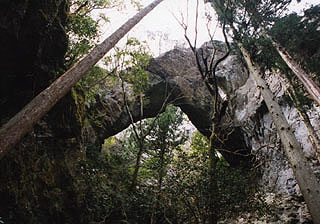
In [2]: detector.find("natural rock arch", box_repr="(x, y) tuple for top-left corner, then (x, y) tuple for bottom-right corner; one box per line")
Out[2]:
(89, 42), (251, 166)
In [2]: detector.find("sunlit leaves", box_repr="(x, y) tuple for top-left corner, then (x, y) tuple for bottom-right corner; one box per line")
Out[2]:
(65, 0), (122, 66)
(106, 37), (152, 95)
(70, 0), (121, 14)
(130, 0), (143, 10)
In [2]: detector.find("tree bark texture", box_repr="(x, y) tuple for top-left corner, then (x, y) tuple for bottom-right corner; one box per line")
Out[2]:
(130, 140), (144, 191)
(0, 0), (165, 159)
(208, 126), (219, 224)
(287, 86), (320, 162)
(268, 35), (320, 107)
(151, 144), (166, 224)
(238, 43), (320, 224)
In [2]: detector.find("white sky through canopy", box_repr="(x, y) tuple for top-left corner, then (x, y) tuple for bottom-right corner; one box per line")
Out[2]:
(96, 0), (320, 56)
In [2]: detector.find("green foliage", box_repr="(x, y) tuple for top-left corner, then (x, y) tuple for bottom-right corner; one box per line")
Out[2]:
(74, 144), (131, 223)
(162, 131), (210, 223)
(207, 0), (291, 40)
(76, 66), (110, 106)
(71, 0), (120, 13)
(114, 127), (263, 223)
(65, 2), (150, 134)
(279, 88), (313, 109)
(242, 5), (320, 109)
(214, 2), (320, 110)
(68, 13), (99, 38)
(163, 131), (264, 222)
(65, 13), (99, 66)
(70, 38), (152, 130)
(148, 105), (187, 147)
(242, 36), (277, 70)
(123, 105), (187, 182)
(130, 0), (143, 10)
(270, 5), (320, 76)
(65, 0), (122, 66)
(208, 1), (320, 80)
(107, 37), (152, 95)
(71, 65), (118, 130)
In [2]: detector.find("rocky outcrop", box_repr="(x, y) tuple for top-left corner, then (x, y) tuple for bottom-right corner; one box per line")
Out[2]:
(0, 0), (68, 122)
(89, 42), (251, 166)
(88, 42), (320, 222)
(0, 5), (319, 220)
(0, 1), (80, 223)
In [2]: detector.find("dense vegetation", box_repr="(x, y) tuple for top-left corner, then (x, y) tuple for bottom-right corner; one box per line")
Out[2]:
(73, 105), (262, 223)
(0, 0), (320, 223)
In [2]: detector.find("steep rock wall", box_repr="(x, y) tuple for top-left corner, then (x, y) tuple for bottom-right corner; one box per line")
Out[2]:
(0, 0), (68, 122)
(0, 1), (83, 223)
(0, 11), (319, 221)
(89, 43), (320, 222)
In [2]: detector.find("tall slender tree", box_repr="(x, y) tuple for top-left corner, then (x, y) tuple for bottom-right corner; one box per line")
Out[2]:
(149, 105), (186, 224)
(217, 0), (320, 106)
(286, 83), (320, 162)
(270, 6), (320, 76)
(264, 31), (320, 107)
(207, 0), (320, 222)
(0, 0), (165, 159)
(262, 5), (320, 106)
(176, 1), (232, 222)
(238, 43), (320, 223)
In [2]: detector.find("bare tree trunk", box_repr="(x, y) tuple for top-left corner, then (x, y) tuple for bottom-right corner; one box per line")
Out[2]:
(208, 144), (218, 224)
(0, 0), (165, 159)
(298, 108), (320, 162)
(130, 139), (144, 191)
(151, 144), (166, 224)
(266, 34), (320, 107)
(238, 43), (320, 224)
(286, 86), (320, 162)
(207, 123), (220, 224)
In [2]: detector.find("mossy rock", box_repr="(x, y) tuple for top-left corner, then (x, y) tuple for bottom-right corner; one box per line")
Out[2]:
(0, 0), (68, 122)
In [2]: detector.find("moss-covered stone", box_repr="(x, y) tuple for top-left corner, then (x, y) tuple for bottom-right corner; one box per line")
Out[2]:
(0, 1), (85, 223)
(0, 135), (84, 224)
(0, 0), (68, 122)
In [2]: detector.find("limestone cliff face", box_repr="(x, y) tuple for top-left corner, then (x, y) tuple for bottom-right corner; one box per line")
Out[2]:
(90, 42), (320, 222)
(226, 69), (320, 223)
(0, 8), (319, 220)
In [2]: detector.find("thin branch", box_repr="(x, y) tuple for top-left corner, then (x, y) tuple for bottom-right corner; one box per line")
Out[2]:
(194, 0), (200, 48)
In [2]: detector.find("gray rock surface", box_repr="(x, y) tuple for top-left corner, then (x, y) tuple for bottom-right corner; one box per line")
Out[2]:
(89, 41), (320, 222)
(90, 41), (251, 166)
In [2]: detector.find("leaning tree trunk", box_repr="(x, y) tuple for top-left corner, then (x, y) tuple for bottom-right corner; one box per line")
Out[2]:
(130, 139), (144, 191)
(0, 0), (165, 159)
(238, 43), (320, 224)
(151, 144), (166, 224)
(274, 67), (320, 162)
(266, 34), (320, 107)
(286, 85), (320, 162)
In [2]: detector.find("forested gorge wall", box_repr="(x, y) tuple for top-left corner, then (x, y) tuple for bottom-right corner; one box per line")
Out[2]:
(0, 0), (68, 121)
(0, 1), (85, 223)
(0, 1), (319, 223)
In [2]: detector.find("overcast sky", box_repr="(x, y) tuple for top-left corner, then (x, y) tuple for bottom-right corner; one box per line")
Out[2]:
(96, 0), (221, 56)
(96, 0), (320, 56)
